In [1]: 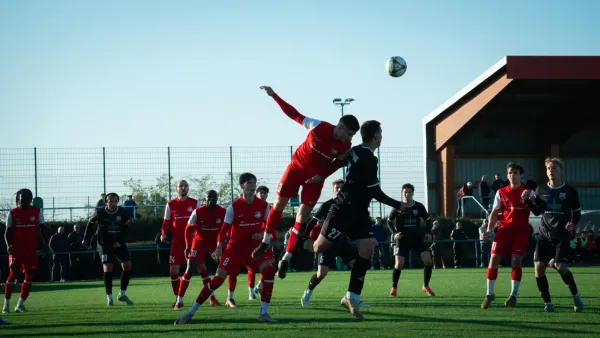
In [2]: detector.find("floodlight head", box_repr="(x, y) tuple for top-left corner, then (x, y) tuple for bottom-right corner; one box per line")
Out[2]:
(345, 98), (355, 103)
(333, 98), (342, 104)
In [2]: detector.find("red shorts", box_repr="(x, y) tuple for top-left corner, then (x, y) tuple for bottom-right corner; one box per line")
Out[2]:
(277, 165), (323, 208)
(492, 228), (529, 258)
(9, 252), (38, 272)
(169, 238), (187, 266)
(189, 239), (217, 265)
(218, 244), (274, 275)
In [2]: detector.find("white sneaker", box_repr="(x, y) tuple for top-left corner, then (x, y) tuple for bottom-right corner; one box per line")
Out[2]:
(174, 312), (193, 325)
(301, 289), (311, 307)
(258, 313), (277, 322)
(14, 304), (27, 313)
(249, 292), (257, 300)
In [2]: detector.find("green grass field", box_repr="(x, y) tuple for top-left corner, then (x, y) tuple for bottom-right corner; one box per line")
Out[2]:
(1, 267), (599, 337)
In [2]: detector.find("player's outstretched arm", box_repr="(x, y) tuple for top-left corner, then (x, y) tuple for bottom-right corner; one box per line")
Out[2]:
(261, 86), (306, 125)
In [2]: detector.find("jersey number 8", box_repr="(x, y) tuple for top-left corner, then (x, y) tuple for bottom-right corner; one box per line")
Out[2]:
(223, 258), (230, 266)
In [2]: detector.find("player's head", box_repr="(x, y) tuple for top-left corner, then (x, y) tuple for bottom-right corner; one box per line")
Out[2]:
(205, 190), (218, 209)
(176, 180), (189, 199)
(239, 173), (257, 197)
(58, 226), (65, 235)
(506, 162), (524, 186)
(332, 179), (344, 198)
(255, 185), (269, 201)
(127, 195), (133, 201)
(401, 183), (415, 203)
(74, 224), (81, 232)
(360, 120), (382, 148)
(544, 157), (563, 182)
(375, 216), (382, 224)
(334, 115), (360, 143)
(16, 188), (33, 209)
(105, 192), (119, 211)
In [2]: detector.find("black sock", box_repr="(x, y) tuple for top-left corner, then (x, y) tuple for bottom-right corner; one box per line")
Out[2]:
(120, 270), (131, 291)
(308, 273), (322, 291)
(104, 271), (113, 295)
(348, 256), (370, 295)
(535, 275), (552, 303)
(392, 268), (401, 288)
(424, 265), (433, 287)
(560, 270), (578, 295)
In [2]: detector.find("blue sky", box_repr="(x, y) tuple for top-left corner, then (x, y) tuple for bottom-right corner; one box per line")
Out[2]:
(1, 0), (599, 149)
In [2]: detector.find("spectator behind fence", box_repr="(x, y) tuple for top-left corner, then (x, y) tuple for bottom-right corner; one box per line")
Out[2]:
(479, 176), (490, 217)
(479, 220), (492, 268)
(451, 222), (468, 268)
(491, 173), (504, 194)
(371, 217), (390, 270)
(49, 226), (69, 282)
(456, 182), (473, 216)
(67, 224), (85, 280)
(123, 195), (141, 219)
(96, 194), (106, 209)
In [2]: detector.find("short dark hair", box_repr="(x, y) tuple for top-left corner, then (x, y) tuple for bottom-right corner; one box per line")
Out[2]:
(105, 192), (120, 202)
(506, 162), (525, 174)
(375, 217), (382, 220)
(239, 172), (257, 186)
(16, 188), (33, 207)
(401, 183), (415, 192)
(256, 185), (269, 194)
(332, 179), (344, 186)
(339, 115), (360, 132)
(360, 120), (381, 142)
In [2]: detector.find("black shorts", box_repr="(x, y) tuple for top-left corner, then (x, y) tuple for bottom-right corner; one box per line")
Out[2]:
(320, 204), (372, 242)
(97, 242), (131, 264)
(393, 233), (430, 257)
(318, 240), (358, 269)
(534, 237), (570, 264)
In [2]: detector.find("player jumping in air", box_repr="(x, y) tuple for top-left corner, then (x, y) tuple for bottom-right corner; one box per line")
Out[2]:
(175, 173), (277, 325)
(161, 180), (202, 307)
(523, 157), (584, 312)
(252, 86), (360, 279)
(313, 121), (405, 319)
(481, 163), (531, 309)
(174, 190), (225, 310)
(387, 183), (435, 297)
(83, 193), (134, 306)
(3, 189), (47, 314)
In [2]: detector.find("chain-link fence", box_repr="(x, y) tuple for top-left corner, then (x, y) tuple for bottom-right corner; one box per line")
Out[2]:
(0, 146), (425, 222)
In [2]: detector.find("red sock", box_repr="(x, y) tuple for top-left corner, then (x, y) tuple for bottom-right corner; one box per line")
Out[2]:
(197, 276), (224, 304)
(170, 274), (180, 296)
(486, 268), (498, 280)
(248, 270), (256, 289)
(511, 267), (522, 282)
(260, 265), (275, 303)
(4, 270), (16, 300)
(200, 270), (210, 288)
(20, 272), (35, 301)
(265, 209), (283, 235)
(178, 272), (192, 298)
(228, 274), (237, 292)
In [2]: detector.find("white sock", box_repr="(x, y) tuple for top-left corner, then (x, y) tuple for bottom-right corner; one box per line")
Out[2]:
(119, 289), (126, 297)
(346, 291), (360, 302)
(107, 294), (113, 302)
(16, 298), (24, 307)
(189, 301), (201, 315)
(211, 291), (215, 297)
(262, 232), (272, 244)
(260, 301), (269, 315)
(257, 281), (263, 289)
(283, 252), (293, 262)
(3, 298), (8, 307)
(305, 289), (313, 296)
(228, 291), (234, 300)
(176, 296), (183, 303)
(486, 279), (495, 296)
(249, 287), (254, 294)
(510, 280), (520, 297)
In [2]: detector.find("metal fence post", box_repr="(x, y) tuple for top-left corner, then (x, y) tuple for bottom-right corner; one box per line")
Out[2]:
(168, 147), (172, 200)
(229, 146), (234, 202)
(102, 147), (106, 194)
(34, 147), (38, 197)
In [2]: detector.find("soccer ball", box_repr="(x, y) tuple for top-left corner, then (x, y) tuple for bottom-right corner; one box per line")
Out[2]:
(385, 56), (407, 77)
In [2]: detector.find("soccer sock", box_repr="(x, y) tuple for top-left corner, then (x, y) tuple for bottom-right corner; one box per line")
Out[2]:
(178, 272), (192, 298)
(228, 274), (237, 293)
(486, 268), (498, 296)
(248, 270), (256, 289)
(120, 270), (131, 292)
(260, 301), (270, 316)
(392, 268), (401, 288)
(262, 209), (283, 243)
(196, 275), (225, 307)
(200, 270), (210, 287)
(308, 273), (323, 291)
(170, 274), (180, 296)
(535, 275), (552, 303)
(119, 289), (126, 297)
(348, 256), (370, 296)
(559, 270), (579, 295)
(20, 272), (35, 301)
(260, 265), (275, 304)
(4, 271), (16, 300)
(285, 222), (307, 256)
(510, 267), (522, 297)
(104, 271), (113, 295)
(424, 265), (433, 287)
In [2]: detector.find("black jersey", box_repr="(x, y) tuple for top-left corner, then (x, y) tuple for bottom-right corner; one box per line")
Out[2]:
(531, 183), (581, 240)
(314, 199), (335, 222)
(84, 206), (130, 245)
(336, 145), (402, 211)
(387, 201), (431, 234)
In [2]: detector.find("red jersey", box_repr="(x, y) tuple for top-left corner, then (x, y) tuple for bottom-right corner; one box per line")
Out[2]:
(273, 94), (351, 178)
(162, 197), (200, 239)
(493, 185), (530, 230)
(218, 197), (269, 250)
(7, 206), (44, 252)
(186, 205), (226, 247)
